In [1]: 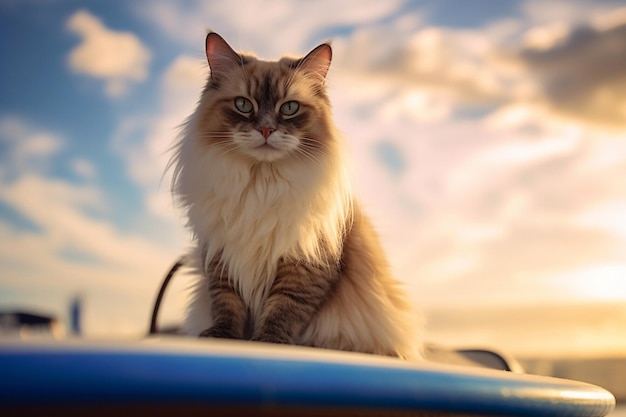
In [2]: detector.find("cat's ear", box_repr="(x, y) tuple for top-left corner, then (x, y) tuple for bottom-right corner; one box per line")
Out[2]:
(298, 43), (332, 81)
(205, 32), (241, 79)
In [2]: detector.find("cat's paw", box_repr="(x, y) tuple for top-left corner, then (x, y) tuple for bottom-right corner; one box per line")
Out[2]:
(250, 331), (292, 345)
(199, 325), (240, 339)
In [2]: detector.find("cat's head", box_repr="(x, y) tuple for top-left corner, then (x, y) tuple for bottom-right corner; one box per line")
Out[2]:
(195, 32), (335, 163)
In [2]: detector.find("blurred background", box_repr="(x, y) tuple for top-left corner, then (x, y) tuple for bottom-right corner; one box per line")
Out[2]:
(0, 0), (624, 412)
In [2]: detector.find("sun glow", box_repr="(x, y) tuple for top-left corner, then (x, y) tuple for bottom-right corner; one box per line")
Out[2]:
(554, 264), (626, 302)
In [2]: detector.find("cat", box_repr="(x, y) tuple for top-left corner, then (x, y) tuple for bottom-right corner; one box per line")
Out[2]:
(170, 32), (422, 359)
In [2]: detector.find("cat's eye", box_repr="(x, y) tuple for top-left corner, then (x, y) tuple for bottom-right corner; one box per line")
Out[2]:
(234, 97), (254, 113)
(279, 101), (300, 116)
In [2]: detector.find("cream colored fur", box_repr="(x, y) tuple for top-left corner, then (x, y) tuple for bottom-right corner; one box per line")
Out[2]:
(171, 43), (422, 359)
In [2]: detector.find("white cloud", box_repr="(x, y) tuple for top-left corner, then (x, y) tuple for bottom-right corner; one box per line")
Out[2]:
(0, 116), (63, 175)
(522, 22), (570, 50)
(136, 0), (409, 56)
(160, 55), (207, 107)
(111, 54), (208, 224)
(1, 127), (61, 157)
(0, 117), (186, 336)
(0, 211), (181, 338)
(0, 174), (176, 271)
(577, 200), (626, 241)
(66, 9), (151, 97)
(445, 128), (582, 193)
(330, 19), (528, 116)
(327, 3), (626, 129)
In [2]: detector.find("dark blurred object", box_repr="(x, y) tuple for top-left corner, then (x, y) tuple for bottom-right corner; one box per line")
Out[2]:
(424, 344), (524, 372)
(0, 310), (62, 338)
(69, 296), (82, 336)
(149, 257), (186, 335)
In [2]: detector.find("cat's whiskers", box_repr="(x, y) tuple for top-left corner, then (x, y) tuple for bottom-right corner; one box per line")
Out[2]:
(210, 141), (246, 156)
(300, 137), (328, 154)
(293, 149), (320, 164)
(294, 139), (326, 164)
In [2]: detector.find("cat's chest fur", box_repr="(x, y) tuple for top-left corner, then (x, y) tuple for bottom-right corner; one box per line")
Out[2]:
(182, 145), (347, 312)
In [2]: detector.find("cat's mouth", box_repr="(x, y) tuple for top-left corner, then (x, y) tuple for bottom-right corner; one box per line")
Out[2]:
(249, 141), (287, 162)
(252, 142), (283, 155)
(256, 142), (276, 149)
(233, 131), (298, 162)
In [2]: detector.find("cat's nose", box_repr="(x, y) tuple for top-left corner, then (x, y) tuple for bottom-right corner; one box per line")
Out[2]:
(257, 126), (276, 139)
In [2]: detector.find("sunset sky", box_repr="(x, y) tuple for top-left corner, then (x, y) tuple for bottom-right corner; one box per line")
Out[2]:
(1, 0), (625, 356)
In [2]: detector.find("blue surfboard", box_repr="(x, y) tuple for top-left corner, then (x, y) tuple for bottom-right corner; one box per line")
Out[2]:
(0, 338), (615, 416)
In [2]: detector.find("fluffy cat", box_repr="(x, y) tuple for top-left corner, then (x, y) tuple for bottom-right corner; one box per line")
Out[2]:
(170, 32), (421, 359)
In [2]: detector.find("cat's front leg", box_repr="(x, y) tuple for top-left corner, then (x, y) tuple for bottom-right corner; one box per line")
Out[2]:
(199, 262), (247, 340)
(251, 258), (340, 345)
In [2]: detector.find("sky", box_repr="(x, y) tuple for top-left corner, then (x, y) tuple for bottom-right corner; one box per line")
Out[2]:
(1, 0), (625, 356)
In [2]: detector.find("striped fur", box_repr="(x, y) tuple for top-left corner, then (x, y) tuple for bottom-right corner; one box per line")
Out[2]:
(170, 33), (422, 359)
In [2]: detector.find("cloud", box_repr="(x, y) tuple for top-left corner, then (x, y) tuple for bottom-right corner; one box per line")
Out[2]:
(160, 55), (207, 106)
(0, 116), (185, 336)
(521, 0), (622, 25)
(400, 124), (626, 308)
(0, 175), (183, 275)
(326, 15), (545, 125)
(136, 0), (409, 56)
(111, 54), (208, 223)
(66, 9), (151, 97)
(0, 115), (63, 176)
(336, 27), (513, 110)
(0, 175), (179, 336)
(327, 3), (626, 130)
(518, 7), (626, 127)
